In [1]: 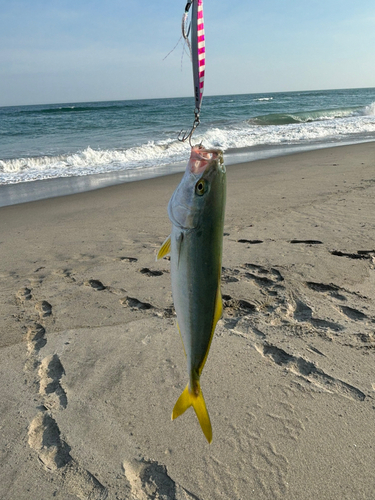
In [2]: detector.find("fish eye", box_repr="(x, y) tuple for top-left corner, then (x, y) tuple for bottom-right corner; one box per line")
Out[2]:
(195, 179), (207, 196)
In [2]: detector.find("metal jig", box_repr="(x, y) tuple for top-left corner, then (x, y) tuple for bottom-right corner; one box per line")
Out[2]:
(178, 0), (205, 146)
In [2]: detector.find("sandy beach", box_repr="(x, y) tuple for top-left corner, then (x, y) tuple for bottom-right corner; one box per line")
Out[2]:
(1, 142), (375, 500)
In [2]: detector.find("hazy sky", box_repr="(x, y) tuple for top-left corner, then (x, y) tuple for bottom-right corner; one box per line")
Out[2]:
(1, 0), (375, 106)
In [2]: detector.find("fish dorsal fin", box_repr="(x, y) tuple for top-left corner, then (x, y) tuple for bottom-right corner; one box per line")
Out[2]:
(199, 286), (223, 375)
(156, 235), (171, 261)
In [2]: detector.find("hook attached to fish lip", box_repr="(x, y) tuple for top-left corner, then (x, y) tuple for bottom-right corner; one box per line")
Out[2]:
(178, 110), (201, 147)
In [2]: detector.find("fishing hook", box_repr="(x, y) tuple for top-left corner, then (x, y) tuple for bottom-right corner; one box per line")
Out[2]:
(178, 110), (200, 147)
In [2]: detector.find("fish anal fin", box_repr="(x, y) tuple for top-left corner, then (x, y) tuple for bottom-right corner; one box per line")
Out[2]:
(156, 235), (171, 261)
(171, 383), (212, 443)
(213, 286), (223, 329)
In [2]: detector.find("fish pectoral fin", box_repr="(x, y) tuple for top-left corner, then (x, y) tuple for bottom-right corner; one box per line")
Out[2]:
(156, 235), (171, 261)
(176, 231), (184, 266)
(171, 383), (212, 443)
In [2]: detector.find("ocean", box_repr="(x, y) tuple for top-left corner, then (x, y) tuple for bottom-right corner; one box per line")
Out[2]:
(1, 87), (375, 206)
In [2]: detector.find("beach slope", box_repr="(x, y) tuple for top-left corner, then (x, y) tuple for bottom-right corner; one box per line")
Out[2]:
(1, 142), (375, 500)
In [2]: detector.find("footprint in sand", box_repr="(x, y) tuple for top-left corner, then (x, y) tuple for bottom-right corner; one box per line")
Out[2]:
(35, 300), (52, 317)
(223, 294), (257, 316)
(29, 411), (108, 499)
(139, 267), (164, 277)
(290, 239), (323, 245)
(287, 296), (344, 332)
(221, 267), (240, 283)
(26, 323), (46, 353)
(86, 279), (107, 291)
(255, 343), (366, 402)
(330, 250), (371, 260)
(120, 296), (153, 310)
(305, 281), (347, 301)
(16, 286), (32, 301)
(338, 305), (369, 321)
(118, 256), (138, 262)
(21, 286), (109, 499)
(237, 239), (264, 244)
(28, 411), (71, 470)
(123, 459), (200, 500)
(38, 354), (68, 410)
(243, 263), (284, 288)
(305, 280), (375, 326)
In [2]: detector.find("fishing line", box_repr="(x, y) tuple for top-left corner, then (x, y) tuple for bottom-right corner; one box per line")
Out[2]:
(182, 12), (192, 57)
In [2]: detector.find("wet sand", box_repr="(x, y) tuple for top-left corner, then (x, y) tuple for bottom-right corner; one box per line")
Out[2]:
(1, 142), (375, 500)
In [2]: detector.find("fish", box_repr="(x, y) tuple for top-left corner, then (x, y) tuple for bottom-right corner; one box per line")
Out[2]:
(157, 145), (226, 442)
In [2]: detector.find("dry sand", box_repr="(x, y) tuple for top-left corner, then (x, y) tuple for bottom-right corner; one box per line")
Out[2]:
(1, 142), (375, 500)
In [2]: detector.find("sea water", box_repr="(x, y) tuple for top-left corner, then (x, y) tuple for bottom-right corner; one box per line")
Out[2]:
(1, 88), (374, 203)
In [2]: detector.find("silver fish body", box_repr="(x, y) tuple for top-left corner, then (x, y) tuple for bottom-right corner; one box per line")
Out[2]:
(157, 146), (226, 442)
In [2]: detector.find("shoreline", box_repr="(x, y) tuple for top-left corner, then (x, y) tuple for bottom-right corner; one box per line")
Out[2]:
(1, 139), (374, 208)
(1, 140), (375, 500)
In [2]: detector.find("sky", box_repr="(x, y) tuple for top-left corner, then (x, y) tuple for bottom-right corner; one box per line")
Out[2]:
(1, 0), (375, 106)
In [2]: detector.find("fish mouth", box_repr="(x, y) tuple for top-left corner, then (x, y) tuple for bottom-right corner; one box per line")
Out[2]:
(189, 146), (223, 175)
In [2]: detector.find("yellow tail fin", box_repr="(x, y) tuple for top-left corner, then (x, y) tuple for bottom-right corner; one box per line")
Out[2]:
(171, 383), (212, 443)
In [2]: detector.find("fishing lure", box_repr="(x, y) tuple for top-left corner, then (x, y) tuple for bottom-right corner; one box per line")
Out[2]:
(179, 0), (206, 144)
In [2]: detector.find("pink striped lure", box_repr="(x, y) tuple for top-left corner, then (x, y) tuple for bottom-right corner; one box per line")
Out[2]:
(191, 0), (205, 115)
(179, 0), (206, 144)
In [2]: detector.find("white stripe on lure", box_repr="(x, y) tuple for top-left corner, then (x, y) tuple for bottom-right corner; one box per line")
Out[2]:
(191, 0), (205, 112)
(182, 0), (205, 115)
(157, 146), (226, 443)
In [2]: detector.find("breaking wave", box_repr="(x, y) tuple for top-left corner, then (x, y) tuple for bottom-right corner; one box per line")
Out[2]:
(2, 101), (375, 185)
(250, 103), (375, 125)
(364, 101), (375, 116)
(0, 142), (190, 184)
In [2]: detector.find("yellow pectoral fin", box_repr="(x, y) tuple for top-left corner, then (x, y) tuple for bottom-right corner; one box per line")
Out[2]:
(156, 235), (171, 261)
(172, 383), (212, 443)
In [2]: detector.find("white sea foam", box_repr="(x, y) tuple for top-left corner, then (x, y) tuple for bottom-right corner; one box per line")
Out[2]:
(0, 142), (190, 184)
(1, 108), (375, 185)
(200, 113), (375, 151)
(363, 102), (375, 116)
